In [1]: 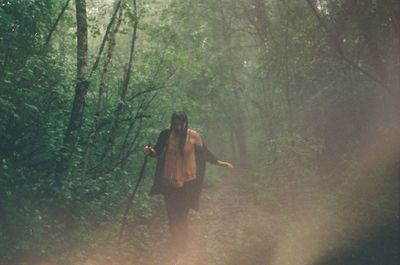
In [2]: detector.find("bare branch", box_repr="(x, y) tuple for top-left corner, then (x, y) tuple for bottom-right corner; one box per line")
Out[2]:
(44, 0), (71, 47)
(89, 0), (124, 77)
(304, 0), (384, 87)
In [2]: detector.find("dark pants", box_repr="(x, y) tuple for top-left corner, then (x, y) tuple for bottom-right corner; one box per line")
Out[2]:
(164, 187), (190, 257)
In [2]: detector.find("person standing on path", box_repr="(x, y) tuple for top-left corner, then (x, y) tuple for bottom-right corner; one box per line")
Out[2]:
(144, 110), (233, 264)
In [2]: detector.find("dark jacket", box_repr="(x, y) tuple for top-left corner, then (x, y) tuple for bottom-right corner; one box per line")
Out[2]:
(149, 129), (219, 210)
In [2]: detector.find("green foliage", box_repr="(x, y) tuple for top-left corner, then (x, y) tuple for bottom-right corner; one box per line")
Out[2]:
(0, 0), (398, 263)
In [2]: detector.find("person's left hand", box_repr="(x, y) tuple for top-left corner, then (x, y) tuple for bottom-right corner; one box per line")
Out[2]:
(218, 161), (234, 169)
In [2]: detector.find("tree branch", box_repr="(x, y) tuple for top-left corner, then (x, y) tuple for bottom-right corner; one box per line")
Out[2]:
(89, 0), (124, 77)
(44, 0), (71, 48)
(304, 0), (384, 86)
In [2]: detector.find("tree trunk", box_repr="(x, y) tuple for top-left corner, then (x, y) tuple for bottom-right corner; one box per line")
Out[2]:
(55, 0), (89, 184)
(97, 0), (139, 165)
(282, 2), (293, 133)
(90, 0), (125, 77)
(82, 5), (124, 175)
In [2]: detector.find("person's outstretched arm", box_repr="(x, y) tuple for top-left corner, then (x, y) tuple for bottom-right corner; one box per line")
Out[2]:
(203, 143), (234, 169)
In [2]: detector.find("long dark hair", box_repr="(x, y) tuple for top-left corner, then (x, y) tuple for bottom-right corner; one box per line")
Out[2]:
(170, 111), (188, 156)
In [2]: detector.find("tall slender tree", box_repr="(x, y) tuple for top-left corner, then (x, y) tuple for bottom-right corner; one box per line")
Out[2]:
(55, 0), (89, 184)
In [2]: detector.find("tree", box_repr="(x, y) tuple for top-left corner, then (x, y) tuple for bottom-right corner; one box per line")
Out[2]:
(55, 0), (90, 184)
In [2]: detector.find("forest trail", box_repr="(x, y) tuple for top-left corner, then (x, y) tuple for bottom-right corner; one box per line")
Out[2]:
(80, 172), (288, 265)
(148, 173), (288, 265)
(76, 170), (399, 265)
(147, 172), (399, 265)
(180, 175), (278, 265)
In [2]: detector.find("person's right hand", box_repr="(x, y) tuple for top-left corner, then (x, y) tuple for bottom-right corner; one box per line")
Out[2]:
(144, 146), (155, 155)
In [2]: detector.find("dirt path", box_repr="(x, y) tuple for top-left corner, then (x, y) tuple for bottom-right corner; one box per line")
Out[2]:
(160, 174), (282, 265)
(79, 173), (283, 265)
(79, 171), (360, 265)
(79, 171), (399, 265)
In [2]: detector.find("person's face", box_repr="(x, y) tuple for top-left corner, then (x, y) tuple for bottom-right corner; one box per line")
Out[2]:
(172, 119), (185, 135)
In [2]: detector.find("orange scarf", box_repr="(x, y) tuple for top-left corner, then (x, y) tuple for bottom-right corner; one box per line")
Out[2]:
(163, 130), (197, 187)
